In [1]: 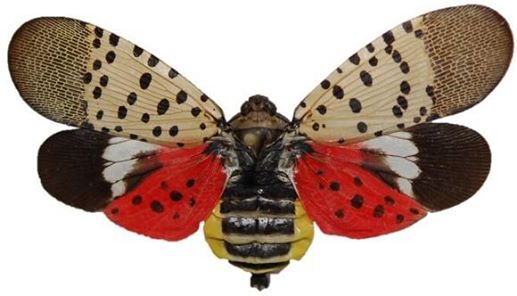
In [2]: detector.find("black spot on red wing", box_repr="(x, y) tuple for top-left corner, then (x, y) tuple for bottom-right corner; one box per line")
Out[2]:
(351, 194), (364, 209)
(189, 197), (196, 207)
(109, 33), (119, 46)
(333, 85), (344, 99)
(357, 122), (368, 133)
(152, 126), (162, 137)
(148, 55), (159, 67)
(384, 196), (395, 205)
(127, 92), (137, 105)
(360, 70), (373, 86)
(150, 200), (164, 213)
(410, 208), (420, 215)
(176, 90), (187, 104)
(316, 170), (324, 176)
(160, 181), (168, 190)
(117, 106), (127, 119)
(186, 179), (196, 187)
(353, 177), (362, 186)
(170, 191), (183, 201)
(105, 51), (116, 63)
(396, 214), (405, 223)
(172, 212), (180, 219)
(335, 209), (345, 218)
(349, 98), (362, 113)
(329, 182), (340, 191)
(132, 195), (143, 205)
(316, 105), (327, 115)
(373, 205), (384, 218)
(133, 45), (143, 57)
(140, 73), (152, 89)
(349, 53), (360, 65)
(320, 79), (331, 89)
(402, 21), (413, 33)
(157, 99), (170, 115)
(110, 208), (119, 215)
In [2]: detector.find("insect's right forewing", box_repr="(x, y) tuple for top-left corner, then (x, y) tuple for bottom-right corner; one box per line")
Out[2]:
(293, 5), (512, 144)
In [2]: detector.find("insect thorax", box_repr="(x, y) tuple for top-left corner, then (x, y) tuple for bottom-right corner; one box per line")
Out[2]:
(228, 95), (290, 157)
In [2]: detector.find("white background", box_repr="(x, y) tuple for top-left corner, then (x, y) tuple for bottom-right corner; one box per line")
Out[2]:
(1, 0), (516, 295)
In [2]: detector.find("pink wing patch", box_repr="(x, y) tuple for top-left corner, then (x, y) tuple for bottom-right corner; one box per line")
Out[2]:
(105, 144), (227, 241)
(294, 142), (426, 239)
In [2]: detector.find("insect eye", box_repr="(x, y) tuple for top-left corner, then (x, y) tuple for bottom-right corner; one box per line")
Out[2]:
(241, 102), (252, 116)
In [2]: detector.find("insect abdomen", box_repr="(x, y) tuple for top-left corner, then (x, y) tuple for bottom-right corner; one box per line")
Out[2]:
(204, 179), (314, 275)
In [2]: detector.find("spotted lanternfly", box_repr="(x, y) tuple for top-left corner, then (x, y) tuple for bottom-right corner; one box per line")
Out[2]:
(8, 5), (513, 290)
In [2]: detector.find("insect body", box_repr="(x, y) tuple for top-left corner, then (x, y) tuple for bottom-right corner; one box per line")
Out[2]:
(204, 96), (314, 288)
(8, 5), (513, 290)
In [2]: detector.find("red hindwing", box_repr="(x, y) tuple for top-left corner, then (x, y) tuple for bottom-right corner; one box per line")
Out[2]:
(294, 142), (426, 239)
(105, 144), (227, 241)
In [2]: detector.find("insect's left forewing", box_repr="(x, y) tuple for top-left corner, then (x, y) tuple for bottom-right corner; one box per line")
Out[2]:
(294, 5), (512, 144)
(9, 17), (224, 147)
(293, 123), (490, 238)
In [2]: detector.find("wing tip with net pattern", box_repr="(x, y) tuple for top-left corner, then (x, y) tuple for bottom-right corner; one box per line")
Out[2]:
(8, 17), (90, 127)
(424, 5), (513, 117)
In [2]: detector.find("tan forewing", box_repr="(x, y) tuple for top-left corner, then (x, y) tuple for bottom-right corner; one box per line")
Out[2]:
(9, 17), (224, 147)
(294, 5), (512, 144)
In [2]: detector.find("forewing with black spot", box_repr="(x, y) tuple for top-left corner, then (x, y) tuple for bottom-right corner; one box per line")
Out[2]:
(294, 5), (512, 144)
(9, 17), (224, 147)
(38, 129), (228, 240)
